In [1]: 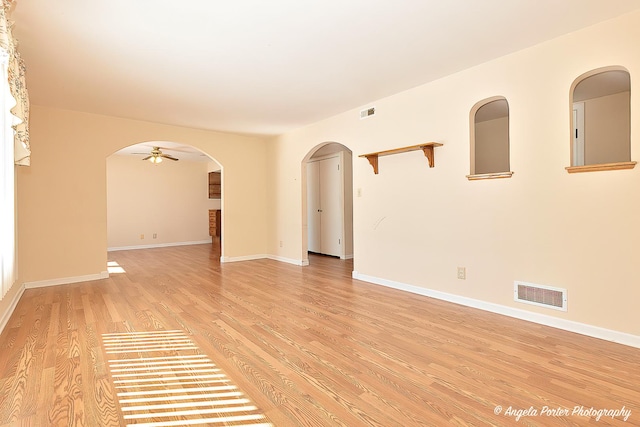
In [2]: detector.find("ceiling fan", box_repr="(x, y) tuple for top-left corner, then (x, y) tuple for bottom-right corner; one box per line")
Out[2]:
(140, 146), (179, 164)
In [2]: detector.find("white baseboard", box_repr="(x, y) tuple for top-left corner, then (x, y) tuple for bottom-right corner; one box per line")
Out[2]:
(221, 254), (268, 263)
(108, 240), (211, 252)
(24, 271), (110, 289)
(0, 283), (25, 335)
(267, 255), (308, 266)
(220, 254), (308, 266)
(352, 271), (640, 349)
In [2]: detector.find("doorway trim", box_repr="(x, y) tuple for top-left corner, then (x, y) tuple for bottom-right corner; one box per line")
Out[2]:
(300, 142), (353, 266)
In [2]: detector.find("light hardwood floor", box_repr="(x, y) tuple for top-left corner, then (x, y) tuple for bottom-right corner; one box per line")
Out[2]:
(0, 244), (639, 426)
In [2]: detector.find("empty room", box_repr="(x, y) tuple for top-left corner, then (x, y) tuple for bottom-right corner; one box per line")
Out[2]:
(1, 1), (639, 426)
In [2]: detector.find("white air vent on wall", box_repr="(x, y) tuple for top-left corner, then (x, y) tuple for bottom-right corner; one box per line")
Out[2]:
(360, 106), (376, 119)
(514, 281), (567, 311)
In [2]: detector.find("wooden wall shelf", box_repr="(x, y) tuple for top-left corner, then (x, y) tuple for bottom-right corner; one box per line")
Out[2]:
(359, 142), (443, 174)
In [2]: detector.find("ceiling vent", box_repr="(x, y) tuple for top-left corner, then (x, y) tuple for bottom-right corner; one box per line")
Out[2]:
(514, 281), (567, 311)
(360, 106), (376, 119)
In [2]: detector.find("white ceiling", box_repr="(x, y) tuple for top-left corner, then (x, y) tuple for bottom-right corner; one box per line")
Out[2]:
(13, 1), (640, 137)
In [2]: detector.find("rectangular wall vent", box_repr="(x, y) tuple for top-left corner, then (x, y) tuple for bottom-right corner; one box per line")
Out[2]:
(514, 281), (567, 311)
(360, 106), (375, 119)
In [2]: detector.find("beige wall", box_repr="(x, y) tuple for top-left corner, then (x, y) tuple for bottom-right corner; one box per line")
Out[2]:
(18, 106), (268, 283)
(107, 155), (218, 249)
(475, 116), (510, 174)
(584, 91), (630, 164)
(266, 10), (640, 335)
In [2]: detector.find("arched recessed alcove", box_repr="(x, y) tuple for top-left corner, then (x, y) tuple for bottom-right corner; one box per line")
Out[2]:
(301, 142), (354, 266)
(567, 66), (635, 172)
(106, 140), (225, 259)
(467, 96), (513, 180)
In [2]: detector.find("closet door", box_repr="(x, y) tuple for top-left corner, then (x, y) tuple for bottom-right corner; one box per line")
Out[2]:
(307, 160), (321, 253)
(307, 154), (344, 257)
(319, 155), (342, 257)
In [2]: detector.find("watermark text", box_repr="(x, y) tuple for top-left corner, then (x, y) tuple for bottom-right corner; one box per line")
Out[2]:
(493, 405), (631, 422)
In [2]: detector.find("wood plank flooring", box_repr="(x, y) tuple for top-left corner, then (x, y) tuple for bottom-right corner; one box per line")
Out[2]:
(0, 244), (639, 426)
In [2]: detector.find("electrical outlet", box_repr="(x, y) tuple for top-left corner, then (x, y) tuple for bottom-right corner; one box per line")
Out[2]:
(279, 240), (283, 248)
(153, 233), (157, 239)
(357, 188), (362, 197)
(457, 267), (466, 280)
(140, 234), (144, 240)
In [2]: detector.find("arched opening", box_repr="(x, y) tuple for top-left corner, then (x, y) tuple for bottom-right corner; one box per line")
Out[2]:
(568, 66), (633, 172)
(468, 96), (513, 180)
(106, 141), (225, 259)
(301, 142), (354, 266)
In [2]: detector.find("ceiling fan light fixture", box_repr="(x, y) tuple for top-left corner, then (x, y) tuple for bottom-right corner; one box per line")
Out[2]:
(139, 146), (178, 163)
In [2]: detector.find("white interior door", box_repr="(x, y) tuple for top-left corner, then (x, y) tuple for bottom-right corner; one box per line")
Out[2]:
(306, 154), (344, 257)
(319, 155), (342, 257)
(306, 160), (321, 253)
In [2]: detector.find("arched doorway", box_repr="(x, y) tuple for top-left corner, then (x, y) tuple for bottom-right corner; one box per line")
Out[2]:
(106, 141), (225, 258)
(301, 142), (354, 266)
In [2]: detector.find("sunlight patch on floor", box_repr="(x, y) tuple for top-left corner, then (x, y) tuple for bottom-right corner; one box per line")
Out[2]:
(102, 330), (272, 427)
(107, 261), (126, 274)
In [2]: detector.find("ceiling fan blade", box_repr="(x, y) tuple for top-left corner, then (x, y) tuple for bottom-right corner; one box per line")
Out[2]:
(158, 146), (195, 153)
(141, 155), (152, 161)
(162, 154), (179, 161)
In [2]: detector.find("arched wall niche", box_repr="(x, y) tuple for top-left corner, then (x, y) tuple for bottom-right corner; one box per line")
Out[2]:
(567, 66), (635, 172)
(467, 96), (513, 180)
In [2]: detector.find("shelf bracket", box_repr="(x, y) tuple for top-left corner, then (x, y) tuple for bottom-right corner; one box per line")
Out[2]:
(363, 154), (379, 174)
(421, 145), (436, 168)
